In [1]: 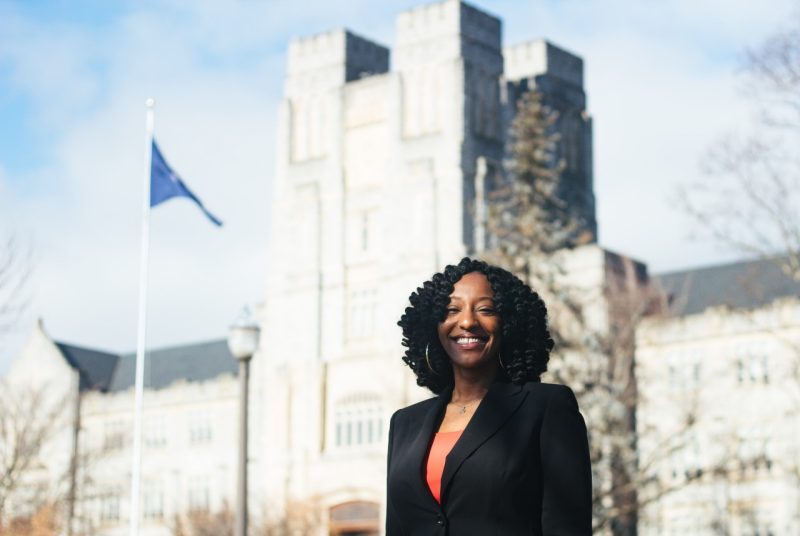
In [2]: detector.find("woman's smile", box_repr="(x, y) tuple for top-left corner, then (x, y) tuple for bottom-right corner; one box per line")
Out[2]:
(450, 333), (488, 350)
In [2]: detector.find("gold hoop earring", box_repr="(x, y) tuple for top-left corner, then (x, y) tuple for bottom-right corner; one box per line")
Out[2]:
(498, 353), (506, 371)
(425, 344), (440, 375)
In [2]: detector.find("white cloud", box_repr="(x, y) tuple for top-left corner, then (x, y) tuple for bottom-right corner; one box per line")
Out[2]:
(0, 9), (101, 130)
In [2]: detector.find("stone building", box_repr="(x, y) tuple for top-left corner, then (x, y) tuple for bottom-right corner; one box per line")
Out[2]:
(3, 322), (240, 535)
(637, 259), (800, 535)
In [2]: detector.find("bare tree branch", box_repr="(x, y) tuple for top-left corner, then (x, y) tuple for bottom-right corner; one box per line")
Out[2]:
(677, 18), (800, 282)
(0, 384), (68, 522)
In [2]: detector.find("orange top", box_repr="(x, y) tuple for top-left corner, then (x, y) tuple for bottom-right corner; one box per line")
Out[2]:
(425, 430), (463, 504)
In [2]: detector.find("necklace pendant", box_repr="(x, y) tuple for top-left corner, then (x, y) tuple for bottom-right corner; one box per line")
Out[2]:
(459, 406), (467, 414)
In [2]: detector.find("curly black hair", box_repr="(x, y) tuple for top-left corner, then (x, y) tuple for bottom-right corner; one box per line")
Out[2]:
(397, 257), (554, 394)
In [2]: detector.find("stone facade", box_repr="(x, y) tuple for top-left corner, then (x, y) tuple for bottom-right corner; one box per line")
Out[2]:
(637, 285), (800, 535)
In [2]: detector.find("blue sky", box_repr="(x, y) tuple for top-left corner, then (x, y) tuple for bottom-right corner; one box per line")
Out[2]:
(1, 0), (797, 371)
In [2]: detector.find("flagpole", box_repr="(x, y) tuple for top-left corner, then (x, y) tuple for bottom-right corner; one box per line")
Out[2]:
(130, 97), (155, 536)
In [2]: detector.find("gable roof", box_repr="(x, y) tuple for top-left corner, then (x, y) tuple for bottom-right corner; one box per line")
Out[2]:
(108, 340), (237, 392)
(55, 343), (119, 391)
(654, 256), (800, 316)
(53, 339), (237, 393)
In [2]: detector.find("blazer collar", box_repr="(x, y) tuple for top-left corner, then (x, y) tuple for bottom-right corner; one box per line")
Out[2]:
(439, 380), (527, 505)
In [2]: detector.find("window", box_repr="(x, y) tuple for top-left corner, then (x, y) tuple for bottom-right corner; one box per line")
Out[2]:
(741, 520), (775, 536)
(669, 439), (701, 481)
(692, 362), (701, 383)
(737, 425), (772, 471)
(189, 412), (212, 445)
(735, 344), (770, 386)
(142, 483), (163, 519)
(666, 352), (701, 392)
(334, 394), (383, 448)
(749, 357), (762, 382)
(103, 420), (125, 451)
(347, 210), (378, 259)
(668, 365), (679, 389)
(348, 288), (377, 339)
(361, 212), (370, 252)
(291, 95), (326, 161)
(99, 492), (120, 522)
(187, 476), (210, 512)
(402, 66), (442, 137)
(144, 416), (166, 448)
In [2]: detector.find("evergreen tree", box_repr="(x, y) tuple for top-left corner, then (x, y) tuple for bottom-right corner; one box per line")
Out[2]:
(486, 89), (576, 274)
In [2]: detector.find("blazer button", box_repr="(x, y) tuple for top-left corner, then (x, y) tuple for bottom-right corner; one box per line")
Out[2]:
(436, 514), (445, 526)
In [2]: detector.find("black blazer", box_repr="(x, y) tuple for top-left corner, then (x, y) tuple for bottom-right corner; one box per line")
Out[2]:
(386, 381), (592, 535)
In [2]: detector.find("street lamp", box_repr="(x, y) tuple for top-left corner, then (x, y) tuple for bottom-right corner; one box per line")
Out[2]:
(228, 307), (260, 536)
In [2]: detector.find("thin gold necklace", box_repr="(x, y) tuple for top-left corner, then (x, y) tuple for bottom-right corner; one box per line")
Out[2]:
(449, 399), (481, 415)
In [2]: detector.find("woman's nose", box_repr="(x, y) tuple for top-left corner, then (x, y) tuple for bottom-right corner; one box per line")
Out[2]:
(458, 310), (477, 329)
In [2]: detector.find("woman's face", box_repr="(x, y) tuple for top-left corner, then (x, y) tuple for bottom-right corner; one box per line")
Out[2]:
(437, 271), (503, 373)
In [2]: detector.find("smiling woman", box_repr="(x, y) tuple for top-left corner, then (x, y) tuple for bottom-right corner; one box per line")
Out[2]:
(387, 257), (592, 535)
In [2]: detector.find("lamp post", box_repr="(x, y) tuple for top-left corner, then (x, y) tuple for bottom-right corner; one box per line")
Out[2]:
(228, 308), (260, 536)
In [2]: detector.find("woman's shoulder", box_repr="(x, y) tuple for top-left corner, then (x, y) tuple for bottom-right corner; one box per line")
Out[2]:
(522, 381), (580, 407)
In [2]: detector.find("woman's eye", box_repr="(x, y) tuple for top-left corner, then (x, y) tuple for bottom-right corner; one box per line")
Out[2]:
(479, 308), (497, 314)
(446, 308), (459, 315)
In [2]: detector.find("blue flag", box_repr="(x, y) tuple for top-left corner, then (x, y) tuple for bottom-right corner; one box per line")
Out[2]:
(150, 140), (223, 226)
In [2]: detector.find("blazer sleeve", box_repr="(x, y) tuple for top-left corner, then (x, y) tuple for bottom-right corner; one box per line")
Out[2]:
(540, 385), (593, 535)
(385, 412), (405, 536)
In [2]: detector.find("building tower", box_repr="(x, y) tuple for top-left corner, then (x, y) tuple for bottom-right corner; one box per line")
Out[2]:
(257, 1), (596, 533)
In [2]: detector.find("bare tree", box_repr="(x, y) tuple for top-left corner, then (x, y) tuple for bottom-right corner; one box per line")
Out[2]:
(0, 384), (68, 526)
(254, 497), (323, 536)
(172, 502), (234, 536)
(170, 498), (325, 536)
(1, 502), (60, 536)
(677, 19), (800, 281)
(0, 235), (44, 531)
(0, 382), (104, 535)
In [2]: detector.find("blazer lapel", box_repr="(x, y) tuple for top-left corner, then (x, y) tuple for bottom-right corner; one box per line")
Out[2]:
(439, 381), (527, 505)
(405, 389), (449, 505)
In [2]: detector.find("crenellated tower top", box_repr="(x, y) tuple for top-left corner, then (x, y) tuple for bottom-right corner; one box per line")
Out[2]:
(503, 39), (583, 87)
(285, 29), (389, 96)
(394, 0), (501, 69)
